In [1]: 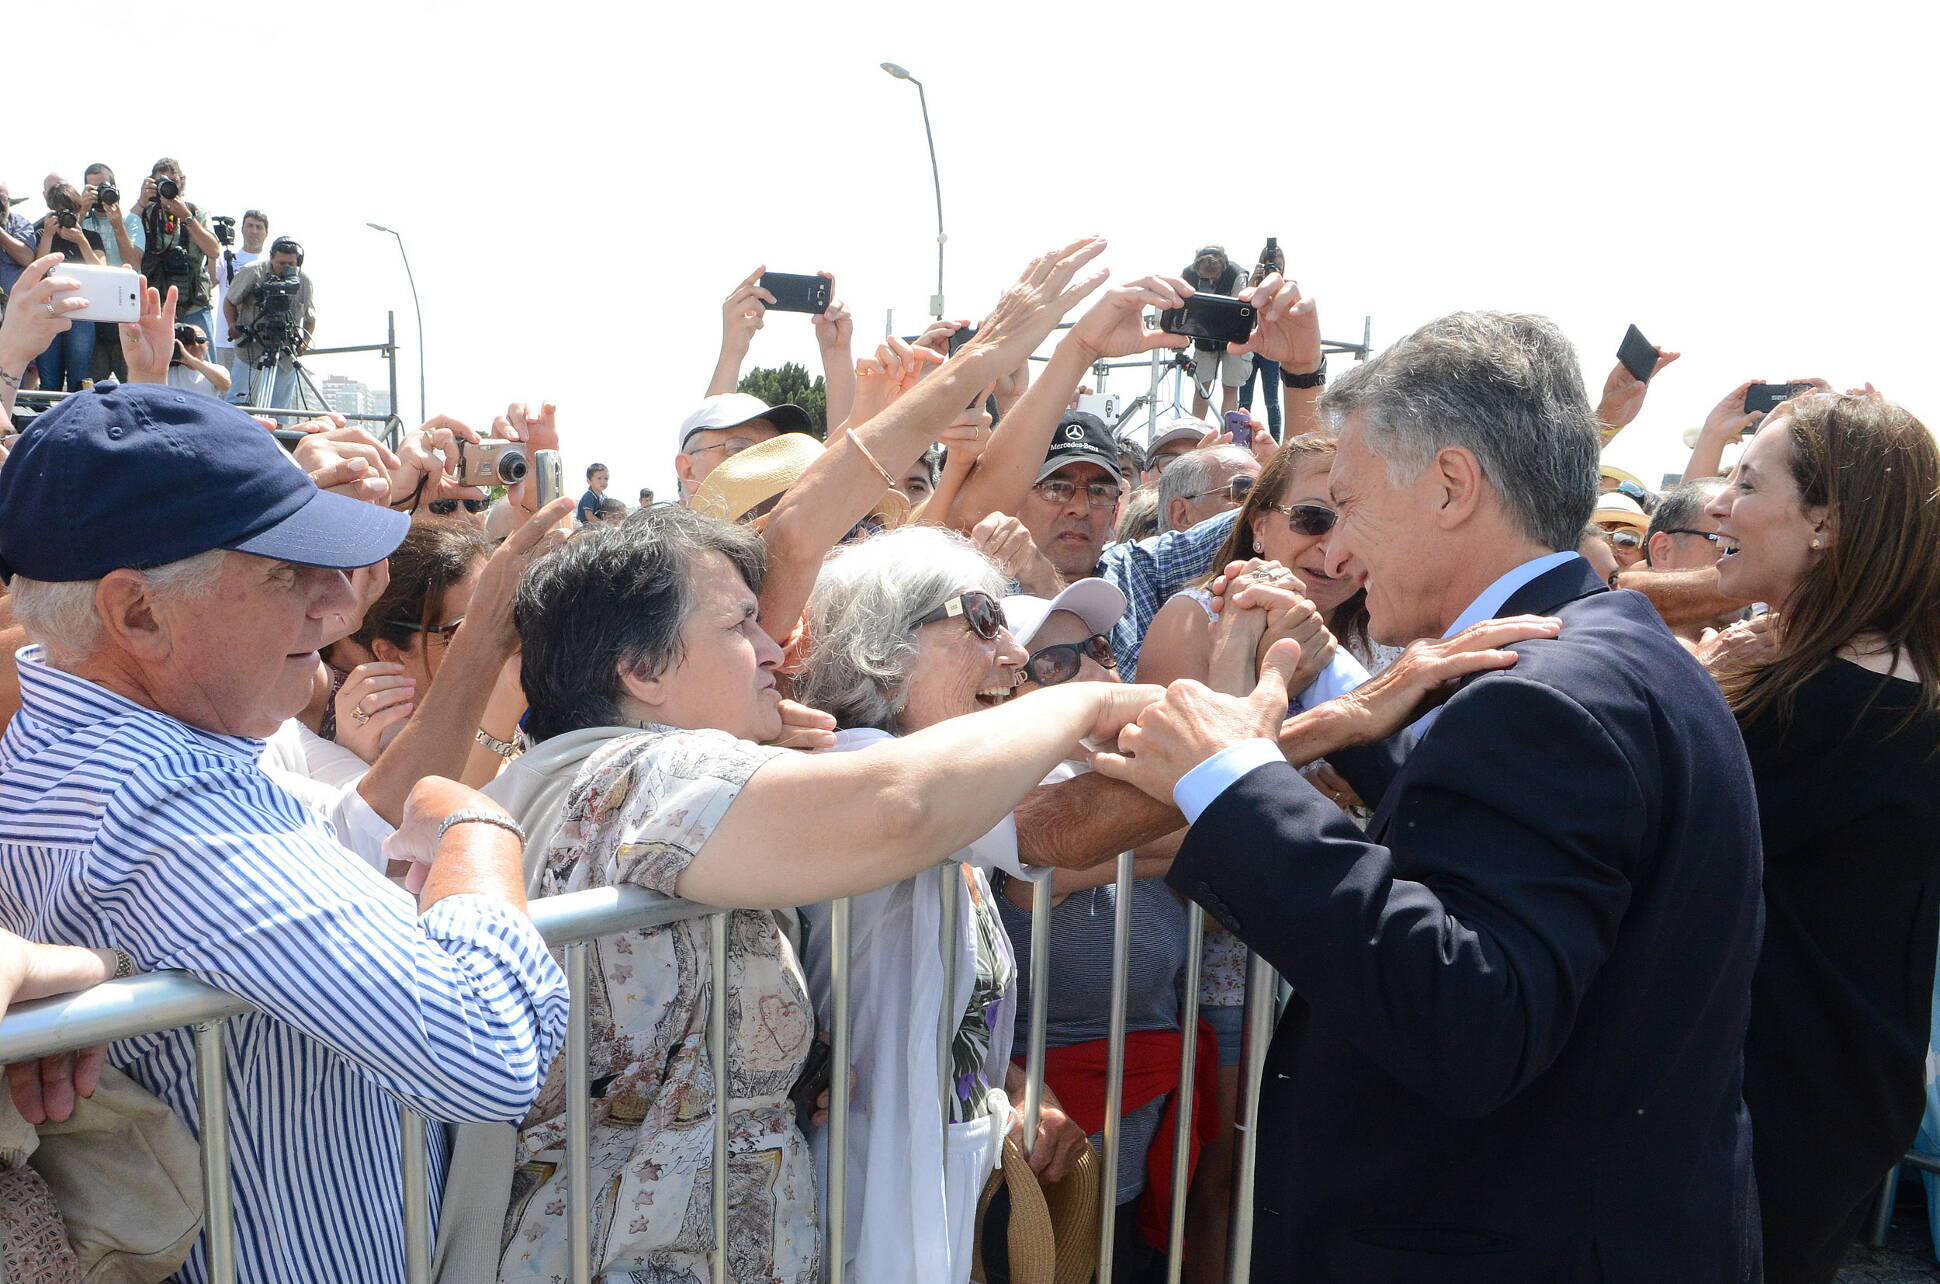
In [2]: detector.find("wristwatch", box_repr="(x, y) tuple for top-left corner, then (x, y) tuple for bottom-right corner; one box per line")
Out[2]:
(1281, 357), (1328, 389)
(475, 728), (519, 759)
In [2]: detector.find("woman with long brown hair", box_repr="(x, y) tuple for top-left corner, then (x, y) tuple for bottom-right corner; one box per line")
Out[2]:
(1702, 393), (1940, 1282)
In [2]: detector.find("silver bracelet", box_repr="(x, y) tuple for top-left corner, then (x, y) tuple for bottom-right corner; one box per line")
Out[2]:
(474, 728), (519, 759)
(436, 808), (525, 847)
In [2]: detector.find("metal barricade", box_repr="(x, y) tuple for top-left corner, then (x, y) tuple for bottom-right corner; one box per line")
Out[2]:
(0, 875), (1277, 1284)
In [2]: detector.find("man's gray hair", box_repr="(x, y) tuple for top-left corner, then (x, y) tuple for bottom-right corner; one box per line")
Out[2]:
(10, 550), (229, 665)
(1319, 312), (1599, 551)
(797, 527), (1006, 734)
(1157, 445), (1255, 531)
(1647, 478), (1727, 545)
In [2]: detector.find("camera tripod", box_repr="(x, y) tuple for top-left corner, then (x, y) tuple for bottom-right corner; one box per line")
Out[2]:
(246, 325), (325, 414)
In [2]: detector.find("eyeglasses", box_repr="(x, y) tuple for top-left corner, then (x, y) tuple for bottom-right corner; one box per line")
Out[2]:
(1023, 633), (1116, 687)
(1659, 528), (1721, 545)
(685, 435), (760, 459)
(1032, 478), (1122, 510)
(1182, 475), (1256, 505)
(1258, 502), (1338, 537)
(427, 497), (489, 516)
(913, 590), (1002, 641)
(1595, 528), (1645, 550)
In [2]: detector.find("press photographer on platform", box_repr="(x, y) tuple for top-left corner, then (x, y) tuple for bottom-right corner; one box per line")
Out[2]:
(225, 236), (316, 409)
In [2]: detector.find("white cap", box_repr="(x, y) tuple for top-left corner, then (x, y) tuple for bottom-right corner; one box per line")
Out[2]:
(678, 393), (814, 450)
(1591, 491), (1650, 531)
(1001, 578), (1128, 647)
(1148, 415), (1218, 456)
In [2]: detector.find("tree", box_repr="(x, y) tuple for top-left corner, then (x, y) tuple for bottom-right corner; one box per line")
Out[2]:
(737, 362), (827, 439)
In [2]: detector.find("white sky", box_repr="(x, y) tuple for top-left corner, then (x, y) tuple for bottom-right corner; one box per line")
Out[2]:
(19, 0), (1936, 498)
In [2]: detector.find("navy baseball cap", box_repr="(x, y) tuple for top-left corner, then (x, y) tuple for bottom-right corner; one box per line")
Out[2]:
(0, 383), (409, 583)
(1036, 411), (1125, 485)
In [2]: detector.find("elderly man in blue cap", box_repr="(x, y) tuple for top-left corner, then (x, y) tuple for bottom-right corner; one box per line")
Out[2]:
(0, 383), (568, 1284)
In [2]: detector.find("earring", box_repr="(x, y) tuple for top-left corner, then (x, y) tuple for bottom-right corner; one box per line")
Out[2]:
(1810, 538), (1822, 549)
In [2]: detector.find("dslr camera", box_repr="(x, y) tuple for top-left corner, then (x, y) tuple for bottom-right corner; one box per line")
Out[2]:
(54, 208), (79, 231)
(93, 183), (120, 210)
(170, 324), (202, 365)
(155, 176), (180, 202)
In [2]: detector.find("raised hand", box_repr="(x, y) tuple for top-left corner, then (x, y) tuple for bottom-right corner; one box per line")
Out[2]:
(1064, 275), (1194, 363)
(1093, 641), (1305, 802)
(0, 255), (89, 381)
(119, 278), (180, 385)
(492, 401), (561, 515)
(810, 281), (853, 352)
(1696, 612), (1779, 679)
(970, 511), (1060, 596)
(1231, 272), (1321, 374)
(1699, 381), (1767, 442)
(721, 266), (773, 351)
(291, 422), (399, 506)
(1596, 346), (1682, 432)
(334, 661), (416, 763)
(959, 237), (1112, 371)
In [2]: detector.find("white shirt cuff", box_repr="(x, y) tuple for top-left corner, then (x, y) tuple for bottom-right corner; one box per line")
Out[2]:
(1173, 737), (1284, 824)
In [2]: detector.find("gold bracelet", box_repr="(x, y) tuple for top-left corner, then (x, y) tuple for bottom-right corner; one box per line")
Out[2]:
(845, 429), (897, 490)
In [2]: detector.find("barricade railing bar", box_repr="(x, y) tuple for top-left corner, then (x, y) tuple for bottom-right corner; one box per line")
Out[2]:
(0, 874), (1276, 1284)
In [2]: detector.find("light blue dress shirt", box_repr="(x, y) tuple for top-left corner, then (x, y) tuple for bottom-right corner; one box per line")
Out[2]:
(1171, 552), (1584, 822)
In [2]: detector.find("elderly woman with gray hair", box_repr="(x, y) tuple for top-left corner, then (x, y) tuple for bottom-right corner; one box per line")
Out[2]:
(792, 525), (1097, 1283)
(468, 506), (1150, 1283)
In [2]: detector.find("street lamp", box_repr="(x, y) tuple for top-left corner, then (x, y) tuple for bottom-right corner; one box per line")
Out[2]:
(365, 221), (426, 423)
(880, 61), (946, 319)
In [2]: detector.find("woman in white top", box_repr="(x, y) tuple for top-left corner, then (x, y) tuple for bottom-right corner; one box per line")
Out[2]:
(794, 527), (1093, 1283)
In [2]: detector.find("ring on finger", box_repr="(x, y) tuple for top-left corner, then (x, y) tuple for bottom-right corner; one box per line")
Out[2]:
(350, 704), (372, 725)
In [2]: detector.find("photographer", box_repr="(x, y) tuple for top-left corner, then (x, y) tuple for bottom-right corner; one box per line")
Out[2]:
(224, 236), (316, 409)
(1183, 245), (1245, 421)
(31, 182), (104, 392)
(76, 164), (145, 382)
(1235, 239), (1286, 440)
(165, 321), (232, 398)
(212, 209), (267, 391)
(0, 184), (37, 315)
(134, 157), (221, 341)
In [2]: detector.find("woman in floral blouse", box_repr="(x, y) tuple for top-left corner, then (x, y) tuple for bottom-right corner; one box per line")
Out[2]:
(482, 507), (1152, 1284)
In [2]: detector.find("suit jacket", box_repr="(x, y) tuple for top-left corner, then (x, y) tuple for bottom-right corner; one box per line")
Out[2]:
(1169, 558), (1764, 1282)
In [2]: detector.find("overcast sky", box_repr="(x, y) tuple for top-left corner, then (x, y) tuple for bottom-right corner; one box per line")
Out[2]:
(20, 0), (1935, 498)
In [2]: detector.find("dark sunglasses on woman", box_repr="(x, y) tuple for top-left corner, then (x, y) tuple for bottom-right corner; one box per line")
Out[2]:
(913, 590), (1002, 640)
(1258, 501), (1338, 537)
(1023, 633), (1116, 687)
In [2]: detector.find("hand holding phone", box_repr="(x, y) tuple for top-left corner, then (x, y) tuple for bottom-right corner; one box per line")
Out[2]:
(1616, 325), (1660, 384)
(56, 264), (142, 324)
(757, 272), (831, 315)
(1224, 410), (1253, 450)
(533, 450), (563, 510)
(1743, 382), (1810, 417)
(1158, 293), (1257, 346)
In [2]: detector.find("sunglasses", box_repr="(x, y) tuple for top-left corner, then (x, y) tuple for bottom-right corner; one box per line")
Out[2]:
(913, 590), (1002, 641)
(427, 498), (489, 516)
(1023, 633), (1115, 687)
(1182, 474), (1256, 505)
(1597, 528), (1644, 549)
(1613, 480), (1655, 506)
(1258, 501), (1338, 537)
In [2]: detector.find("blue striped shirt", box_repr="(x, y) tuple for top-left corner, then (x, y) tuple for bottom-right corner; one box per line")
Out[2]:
(0, 648), (568, 1283)
(1099, 507), (1240, 680)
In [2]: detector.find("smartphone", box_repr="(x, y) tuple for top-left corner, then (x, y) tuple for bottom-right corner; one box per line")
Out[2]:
(533, 449), (563, 509)
(1159, 293), (1257, 346)
(1224, 410), (1253, 450)
(1743, 382), (1810, 417)
(456, 439), (529, 487)
(1617, 325), (1658, 384)
(947, 324), (978, 357)
(758, 271), (831, 315)
(788, 1037), (834, 1128)
(57, 264), (142, 324)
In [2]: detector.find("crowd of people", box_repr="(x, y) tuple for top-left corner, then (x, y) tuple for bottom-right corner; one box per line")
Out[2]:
(2, 159), (316, 409)
(0, 210), (1932, 1284)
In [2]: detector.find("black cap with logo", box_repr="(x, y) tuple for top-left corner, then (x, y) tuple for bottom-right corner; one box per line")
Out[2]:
(1036, 412), (1124, 485)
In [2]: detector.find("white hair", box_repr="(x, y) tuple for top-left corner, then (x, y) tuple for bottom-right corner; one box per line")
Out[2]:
(10, 550), (228, 665)
(1158, 445), (1256, 530)
(797, 527), (1006, 734)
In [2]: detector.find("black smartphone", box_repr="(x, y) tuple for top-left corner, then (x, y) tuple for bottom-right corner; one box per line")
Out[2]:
(947, 325), (978, 357)
(1159, 293), (1257, 346)
(788, 1037), (834, 1128)
(1743, 382), (1809, 416)
(1617, 325), (1658, 384)
(758, 272), (831, 315)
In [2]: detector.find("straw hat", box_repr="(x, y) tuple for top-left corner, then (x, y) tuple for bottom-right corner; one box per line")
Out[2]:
(1591, 490), (1650, 534)
(972, 1091), (1101, 1284)
(689, 433), (910, 529)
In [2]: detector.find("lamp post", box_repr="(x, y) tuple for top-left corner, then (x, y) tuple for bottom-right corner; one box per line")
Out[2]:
(880, 61), (946, 319)
(365, 222), (426, 423)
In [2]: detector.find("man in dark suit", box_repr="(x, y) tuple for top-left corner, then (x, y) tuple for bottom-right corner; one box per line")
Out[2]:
(1096, 299), (1764, 1282)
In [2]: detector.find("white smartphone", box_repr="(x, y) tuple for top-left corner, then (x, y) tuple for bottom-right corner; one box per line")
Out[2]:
(57, 264), (142, 324)
(533, 450), (564, 509)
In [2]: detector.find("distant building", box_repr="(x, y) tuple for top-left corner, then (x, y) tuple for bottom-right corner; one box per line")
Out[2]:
(319, 375), (370, 417)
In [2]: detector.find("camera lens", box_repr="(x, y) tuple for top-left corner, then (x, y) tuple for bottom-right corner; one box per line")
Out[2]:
(497, 450), (529, 484)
